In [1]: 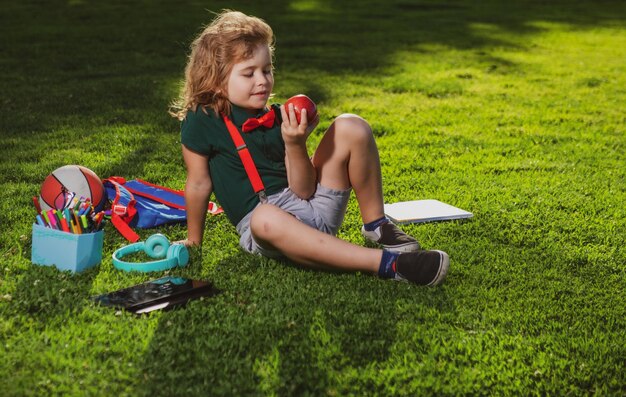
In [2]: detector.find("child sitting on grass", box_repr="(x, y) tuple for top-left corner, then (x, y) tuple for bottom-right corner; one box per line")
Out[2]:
(170, 10), (449, 286)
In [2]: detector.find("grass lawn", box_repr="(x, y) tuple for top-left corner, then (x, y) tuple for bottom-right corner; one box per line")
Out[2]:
(1, 0), (625, 395)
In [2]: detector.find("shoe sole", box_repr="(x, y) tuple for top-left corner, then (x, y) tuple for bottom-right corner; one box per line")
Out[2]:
(426, 250), (449, 287)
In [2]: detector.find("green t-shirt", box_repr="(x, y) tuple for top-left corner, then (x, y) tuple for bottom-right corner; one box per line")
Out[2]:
(181, 103), (288, 226)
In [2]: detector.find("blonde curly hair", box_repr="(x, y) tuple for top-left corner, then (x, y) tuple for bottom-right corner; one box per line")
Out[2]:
(170, 10), (274, 120)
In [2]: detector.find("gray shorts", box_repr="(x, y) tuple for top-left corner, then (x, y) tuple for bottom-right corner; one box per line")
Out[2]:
(236, 184), (351, 259)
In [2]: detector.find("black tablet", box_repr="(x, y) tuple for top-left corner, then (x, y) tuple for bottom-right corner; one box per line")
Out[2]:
(92, 276), (220, 314)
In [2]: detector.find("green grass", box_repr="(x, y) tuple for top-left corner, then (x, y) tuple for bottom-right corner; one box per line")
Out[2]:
(1, 0), (626, 395)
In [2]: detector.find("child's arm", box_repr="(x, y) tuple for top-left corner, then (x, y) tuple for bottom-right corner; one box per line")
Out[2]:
(181, 144), (213, 246)
(280, 104), (320, 199)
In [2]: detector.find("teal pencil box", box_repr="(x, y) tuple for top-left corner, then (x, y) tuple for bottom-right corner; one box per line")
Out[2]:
(31, 224), (104, 272)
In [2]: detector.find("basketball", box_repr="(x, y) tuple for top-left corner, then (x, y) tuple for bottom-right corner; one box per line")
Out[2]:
(39, 165), (106, 212)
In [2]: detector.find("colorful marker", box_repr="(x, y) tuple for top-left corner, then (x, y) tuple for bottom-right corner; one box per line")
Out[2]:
(72, 218), (81, 234)
(71, 197), (81, 211)
(32, 196), (42, 214)
(48, 210), (59, 230)
(60, 218), (70, 232)
(36, 214), (46, 227)
(80, 214), (89, 231)
(93, 212), (104, 231)
(41, 211), (51, 227)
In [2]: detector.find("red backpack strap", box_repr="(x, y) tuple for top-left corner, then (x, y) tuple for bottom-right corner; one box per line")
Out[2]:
(125, 179), (223, 214)
(222, 113), (267, 203)
(110, 213), (140, 242)
(128, 179), (186, 209)
(103, 177), (140, 242)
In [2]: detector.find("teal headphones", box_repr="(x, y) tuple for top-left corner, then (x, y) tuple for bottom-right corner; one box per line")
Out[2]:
(112, 234), (189, 272)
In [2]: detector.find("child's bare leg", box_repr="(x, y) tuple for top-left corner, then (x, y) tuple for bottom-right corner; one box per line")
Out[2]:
(252, 114), (449, 285)
(312, 113), (420, 253)
(250, 204), (381, 272)
(312, 114), (384, 223)
(250, 204), (448, 286)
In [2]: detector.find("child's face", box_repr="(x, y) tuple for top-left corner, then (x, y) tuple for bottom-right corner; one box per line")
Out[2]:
(227, 44), (274, 111)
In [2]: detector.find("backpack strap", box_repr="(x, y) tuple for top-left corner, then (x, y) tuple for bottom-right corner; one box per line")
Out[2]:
(104, 177), (223, 242)
(103, 177), (141, 242)
(127, 179), (186, 209)
(123, 179), (221, 214)
(222, 113), (268, 203)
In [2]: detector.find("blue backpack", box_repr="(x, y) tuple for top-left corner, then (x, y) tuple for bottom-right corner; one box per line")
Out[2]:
(104, 177), (221, 242)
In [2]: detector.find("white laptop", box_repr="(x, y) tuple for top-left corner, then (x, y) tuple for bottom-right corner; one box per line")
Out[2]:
(384, 199), (473, 224)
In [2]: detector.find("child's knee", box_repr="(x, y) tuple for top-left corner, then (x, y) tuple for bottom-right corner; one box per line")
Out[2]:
(333, 114), (373, 142)
(250, 204), (281, 240)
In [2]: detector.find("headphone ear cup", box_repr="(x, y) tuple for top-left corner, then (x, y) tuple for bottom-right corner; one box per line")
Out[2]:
(166, 244), (190, 267)
(144, 234), (170, 259)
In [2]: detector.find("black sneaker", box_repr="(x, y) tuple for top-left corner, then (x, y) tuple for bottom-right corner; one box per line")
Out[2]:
(361, 222), (420, 252)
(394, 250), (449, 286)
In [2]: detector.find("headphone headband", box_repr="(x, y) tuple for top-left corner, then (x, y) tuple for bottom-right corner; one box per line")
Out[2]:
(112, 234), (189, 272)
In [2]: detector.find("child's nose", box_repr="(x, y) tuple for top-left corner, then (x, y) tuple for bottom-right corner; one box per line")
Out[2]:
(257, 73), (271, 85)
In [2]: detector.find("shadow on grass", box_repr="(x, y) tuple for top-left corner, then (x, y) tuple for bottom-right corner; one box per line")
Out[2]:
(133, 251), (454, 395)
(2, 0), (625, 136)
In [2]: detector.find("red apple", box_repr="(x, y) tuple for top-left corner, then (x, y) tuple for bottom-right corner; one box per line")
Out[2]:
(284, 94), (317, 124)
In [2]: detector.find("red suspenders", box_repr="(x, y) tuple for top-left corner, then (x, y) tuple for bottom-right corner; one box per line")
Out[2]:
(221, 113), (268, 203)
